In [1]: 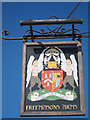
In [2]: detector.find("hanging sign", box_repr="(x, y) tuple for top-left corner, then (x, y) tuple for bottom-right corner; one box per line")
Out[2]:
(20, 41), (85, 116)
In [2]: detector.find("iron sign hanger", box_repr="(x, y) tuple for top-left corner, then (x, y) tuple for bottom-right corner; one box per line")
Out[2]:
(1, 1), (90, 42)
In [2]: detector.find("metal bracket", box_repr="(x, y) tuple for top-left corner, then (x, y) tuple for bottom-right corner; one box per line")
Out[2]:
(1, 18), (90, 42)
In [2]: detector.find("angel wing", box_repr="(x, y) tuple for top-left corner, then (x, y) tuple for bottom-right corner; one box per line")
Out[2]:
(55, 47), (66, 72)
(38, 47), (49, 73)
(26, 55), (35, 88)
(70, 55), (78, 86)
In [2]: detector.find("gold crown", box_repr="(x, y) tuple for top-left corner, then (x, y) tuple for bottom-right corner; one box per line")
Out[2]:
(48, 61), (57, 68)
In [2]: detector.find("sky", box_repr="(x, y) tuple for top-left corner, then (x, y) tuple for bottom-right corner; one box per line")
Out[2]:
(1, 1), (89, 119)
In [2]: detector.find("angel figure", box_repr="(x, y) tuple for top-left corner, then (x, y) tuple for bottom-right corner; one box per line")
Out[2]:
(62, 55), (78, 91)
(30, 60), (43, 94)
(55, 47), (78, 91)
(26, 47), (49, 94)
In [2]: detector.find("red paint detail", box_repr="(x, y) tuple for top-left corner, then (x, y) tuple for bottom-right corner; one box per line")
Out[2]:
(41, 70), (63, 91)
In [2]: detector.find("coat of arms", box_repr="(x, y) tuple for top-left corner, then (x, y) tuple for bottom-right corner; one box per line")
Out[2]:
(41, 70), (63, 91)
(26, 47), (78, 102)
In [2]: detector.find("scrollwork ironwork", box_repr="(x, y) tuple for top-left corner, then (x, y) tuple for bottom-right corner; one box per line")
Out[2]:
(1, 16), (90, 41)
(1, 30), (23, 40)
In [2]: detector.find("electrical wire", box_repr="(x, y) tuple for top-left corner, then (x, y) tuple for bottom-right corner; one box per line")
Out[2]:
(54, 0), (82, 34)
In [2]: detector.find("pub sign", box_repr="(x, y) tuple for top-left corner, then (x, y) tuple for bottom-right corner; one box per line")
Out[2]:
(20, 41), (85, 116)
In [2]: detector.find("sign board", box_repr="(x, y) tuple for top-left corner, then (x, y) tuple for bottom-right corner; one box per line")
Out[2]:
(20, 41), (85, 116)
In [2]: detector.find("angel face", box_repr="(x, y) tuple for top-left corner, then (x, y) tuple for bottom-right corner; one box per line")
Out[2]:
(66, 59), (72, 66)
(33, 60), (38, 67)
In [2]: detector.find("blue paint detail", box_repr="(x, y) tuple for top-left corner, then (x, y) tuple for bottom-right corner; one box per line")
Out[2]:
(52, 73), (60, 87)
(49, 74), (52, 78)
(56, 81), (58, 87)
(47, 82), (49, 86)
(52, 73), (56, 80)
(52, 73), (54, 80)
(45, 74), (47, 78)
(56, 79), (60, 87)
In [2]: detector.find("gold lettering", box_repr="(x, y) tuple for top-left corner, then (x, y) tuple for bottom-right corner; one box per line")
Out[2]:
(70, 104), (73, 108)
(29, 105), (33, 110)
(73, 105), (77, 110)
(47, 105), (53, 110)
(32, 105), (35, 110)
(26, 106), (28, 110)
(62, 104), (66, 110)
(62, 104), (78, 110)
(56, 105), (60, 110)
(53, 105), (57, 110)
(35, 105), (38, 110)
(67, 105), (71, 109)
(44, 105), (48, 110)
(26, 104), (62, 111)
(38, 105), (44, 110)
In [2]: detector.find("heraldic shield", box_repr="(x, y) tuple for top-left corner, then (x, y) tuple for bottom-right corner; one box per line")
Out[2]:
(41, 70), (63, 91)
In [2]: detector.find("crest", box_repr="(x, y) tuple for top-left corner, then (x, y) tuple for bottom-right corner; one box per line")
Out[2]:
(26, 46), (79, 102)
(41, 70), (63, 91)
